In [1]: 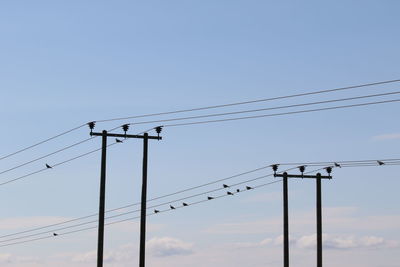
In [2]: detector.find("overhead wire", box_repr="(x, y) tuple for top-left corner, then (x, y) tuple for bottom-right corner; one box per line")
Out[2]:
(95, 79), (400, 123)
(162, 99), (400, 128)
(0, 142), (119, 187)
(0, 165), (291, 240)
(1, 79), (399, 167)
(0, 127), (156, 187)
(0, 124), (87, 161)
(120, 91), (400, 127)
(1, 158), (399, 240)
(1, 91), (399, 180)
(2, 161), (400, 244)
(0, 166), (332, 248)
(0, 136), (95, 176)
(0, 177), (288, 248)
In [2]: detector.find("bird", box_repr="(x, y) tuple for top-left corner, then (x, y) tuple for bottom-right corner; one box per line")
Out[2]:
(53, 233), (58, 236)
(236, 189), (240, 193)
(227, 191), (234, 195)
(45, 164), (52, 169)
(170, 205), (175, 210)
(246, 186), (253, 190)
(182, 202), (188, 206)
(223, 184), (229, 188)
(334, 162), (341, 168)
(377, 160), (385, 165)
(154, 209), (160, 213)
(116, 138), (123, 143)
(207, 196), (214, 200)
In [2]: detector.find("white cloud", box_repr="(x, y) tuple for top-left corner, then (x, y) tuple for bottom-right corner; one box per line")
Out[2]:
(147, 237), (194, 257)
(72, 243), (135, 263)
(0, 254), (42, 265)
(232, 233), (398, 251)
(0, 254), (12, 263)
(372, 133), (400, 141)
(72, 237), (193, 264)
(205, 206), (400, 236)
(295, 234), (397, 250)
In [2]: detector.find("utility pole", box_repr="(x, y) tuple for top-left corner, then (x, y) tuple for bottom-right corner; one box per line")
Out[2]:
(139, 133), (148, 267)
(88, 122), (162, 267)
(97, 130), (107, 267)
(273, 165), (332, 267)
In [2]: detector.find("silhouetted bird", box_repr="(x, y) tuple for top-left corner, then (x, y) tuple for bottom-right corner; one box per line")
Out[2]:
(170, 205), (175, 210)
(207, 196), (214, 200)
(246, 186), (253, 190)
(154, 209), (160, 213)
(378, 160), (385, 165)
(45, 164), (52, 169)
(334, 162), (341, 168)
(182, 202), (189, 206)
(116, 138), (123, 143)
(227, 191), (234, 195)
(223, 184), (229, 188)
(53, 233), (58, 236)
(236, 189), (240, 193)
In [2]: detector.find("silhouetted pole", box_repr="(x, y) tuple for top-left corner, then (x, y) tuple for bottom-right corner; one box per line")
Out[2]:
(97, 130), (107, 267)
(139, 133), (149, 267)
(316, 173), (322, 267)
(89, 122), (162, 267)
(283, 172), (289, 267)
(274, 166), (332, 267)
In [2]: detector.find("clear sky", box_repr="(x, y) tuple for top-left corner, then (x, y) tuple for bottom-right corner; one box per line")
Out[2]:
(0, 1), (399, 266)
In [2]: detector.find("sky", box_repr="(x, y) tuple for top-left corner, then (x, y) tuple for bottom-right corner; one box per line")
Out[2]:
(0, 0), (400, 266)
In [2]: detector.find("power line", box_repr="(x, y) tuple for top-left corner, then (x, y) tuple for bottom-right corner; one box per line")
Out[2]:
(0, 164), (287, 240)
(0, 142), (119, 187)
(0, 137), (95, 177)
(1, 96), (398, 188)
(1, 157), (398, 240)
(0, 127), (153, 187)
(1, 79), (398, 164)
(0, 124), (87, 161)
(120, 91), (400, 127)
(1, 91), (397, 179)
(0, 174), (281, 244)
(0, 178), (285, 248)
(278, 158), (400, 166)
(95, 79), (400, 123)
(162, 98), (400, 127)
(0, 165), (331, 248)
(2, 160), (399, 243)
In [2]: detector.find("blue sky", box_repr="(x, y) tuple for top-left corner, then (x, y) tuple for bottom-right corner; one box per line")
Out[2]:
(0, 1), (399, 266)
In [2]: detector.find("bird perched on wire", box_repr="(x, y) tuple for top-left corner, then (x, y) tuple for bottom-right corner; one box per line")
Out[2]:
(170, 205), (175, 210)
(223, 184), (229, 188)
(246, 186), (253, 190)
(207, 196), (214, 200)
(334, 162), (341, 168)
(116, 138), (123, 143)
(154, 209), (160, 213)
(53, 233), (58, 236)
(227, 191), (234, 195)
(182, 202), (189, 206)
(377, 160), (385, 165)
(45, 164), (52, 169)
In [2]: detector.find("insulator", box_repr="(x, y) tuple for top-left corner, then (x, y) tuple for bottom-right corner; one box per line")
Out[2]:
(272, 164), (279, 172)
(88, 121), (95, 130)
(122, 124), (129, 133)
(326, 167), (332, 174)
(299, 165), (305, 173)
(155, 126), (163, 134)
